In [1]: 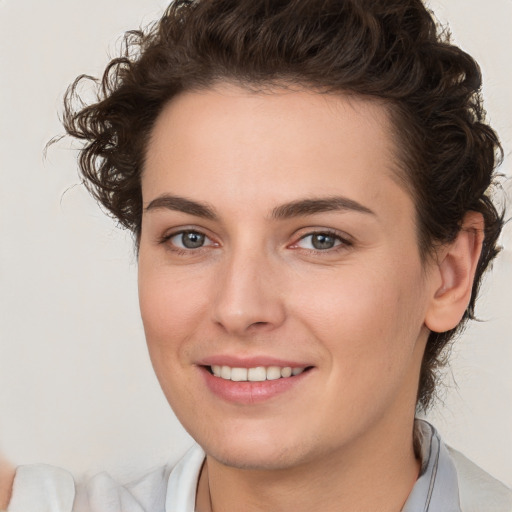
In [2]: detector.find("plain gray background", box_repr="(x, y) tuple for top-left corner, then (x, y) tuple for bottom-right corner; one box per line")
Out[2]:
(0, 0), (510, 486)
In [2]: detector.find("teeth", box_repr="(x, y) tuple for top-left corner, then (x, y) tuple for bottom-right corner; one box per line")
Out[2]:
(280, 367), (292, 378)
(266, 366), (282, 380)
(230, 367), (248, 382)
(248, 367), (266, 381)
(210, 365), (306, 382)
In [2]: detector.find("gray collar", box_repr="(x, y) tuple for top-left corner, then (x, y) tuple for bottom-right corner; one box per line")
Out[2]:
(402, 420), (461, 512)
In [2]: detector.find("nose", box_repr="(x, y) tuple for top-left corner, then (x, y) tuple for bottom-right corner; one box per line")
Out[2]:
(211, 250), (286, 337)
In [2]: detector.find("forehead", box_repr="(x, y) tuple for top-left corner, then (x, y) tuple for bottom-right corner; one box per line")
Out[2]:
(143, 84), (409, 218)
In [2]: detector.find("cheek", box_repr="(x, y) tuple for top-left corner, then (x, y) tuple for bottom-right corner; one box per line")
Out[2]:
(138, 264), (213, 417)
(290, 259), (427, 373)
(138, 262), (210, 363)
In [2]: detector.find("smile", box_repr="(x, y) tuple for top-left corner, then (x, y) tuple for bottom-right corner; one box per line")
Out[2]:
(210, 365), (306, 382)
(201, 363), (313, 404)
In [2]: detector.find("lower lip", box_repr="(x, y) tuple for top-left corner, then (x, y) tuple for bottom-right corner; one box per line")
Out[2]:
(200, 367), (311, 404)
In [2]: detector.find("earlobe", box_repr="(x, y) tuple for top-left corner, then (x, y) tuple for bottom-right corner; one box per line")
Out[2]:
(425, 211), (485, 333)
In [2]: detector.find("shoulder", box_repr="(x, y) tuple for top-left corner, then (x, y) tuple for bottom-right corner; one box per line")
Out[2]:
(448, 446), (512, 512)
(7, 464), (75, 512)
(7, 462), (173, 512)
(75, 463), (172, 512)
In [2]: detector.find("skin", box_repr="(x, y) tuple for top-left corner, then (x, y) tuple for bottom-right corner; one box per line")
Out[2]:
(0, 455), (14, 510)
(138, 84), (482, 512)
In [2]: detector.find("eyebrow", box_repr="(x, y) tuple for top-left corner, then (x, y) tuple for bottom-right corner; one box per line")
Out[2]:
(271, 196), (375, 219)
(144, 194), (375, 220)
(145, 194), (217, 220)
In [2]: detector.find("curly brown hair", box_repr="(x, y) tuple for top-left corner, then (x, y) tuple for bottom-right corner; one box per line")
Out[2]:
(63, 0), (504, 410)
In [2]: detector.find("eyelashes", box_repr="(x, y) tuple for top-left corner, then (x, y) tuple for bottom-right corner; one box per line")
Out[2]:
(292, 230), (352, 252)
(158, 227), (353, 256)
(157, 229), (217, 256)
(165, 230), (216, 250)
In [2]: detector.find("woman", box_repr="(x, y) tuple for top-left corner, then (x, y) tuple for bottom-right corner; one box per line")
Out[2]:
(5, 0), (512, 510)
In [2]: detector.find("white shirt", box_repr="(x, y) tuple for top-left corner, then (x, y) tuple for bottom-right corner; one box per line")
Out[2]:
(7, 421), (512, 512)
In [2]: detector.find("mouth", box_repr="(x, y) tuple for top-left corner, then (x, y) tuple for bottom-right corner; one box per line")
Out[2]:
(198, 359), (314, 403)
(206, 365), (311, 382)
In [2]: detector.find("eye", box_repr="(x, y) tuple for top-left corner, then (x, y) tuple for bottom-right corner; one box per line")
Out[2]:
(295, 231), (347, 251)
(167, 230), (214, 250)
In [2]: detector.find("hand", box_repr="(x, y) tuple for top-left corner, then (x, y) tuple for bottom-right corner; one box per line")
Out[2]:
(0, 454), (15, 510)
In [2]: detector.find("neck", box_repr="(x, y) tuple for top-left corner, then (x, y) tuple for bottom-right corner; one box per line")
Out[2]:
(196, 414), (421, 512)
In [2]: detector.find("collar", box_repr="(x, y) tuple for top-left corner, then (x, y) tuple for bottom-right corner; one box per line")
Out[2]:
(401, 419), (461, 511)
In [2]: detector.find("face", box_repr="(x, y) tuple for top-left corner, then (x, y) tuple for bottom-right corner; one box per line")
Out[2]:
(138, 85), (438, 471)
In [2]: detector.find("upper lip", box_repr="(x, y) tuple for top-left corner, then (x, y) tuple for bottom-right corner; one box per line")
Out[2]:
(197, 355), (312, 368)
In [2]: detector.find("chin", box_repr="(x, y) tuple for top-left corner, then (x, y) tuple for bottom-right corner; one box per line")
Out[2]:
(205, 441), (307, 471)
(191, 420), (324, 471)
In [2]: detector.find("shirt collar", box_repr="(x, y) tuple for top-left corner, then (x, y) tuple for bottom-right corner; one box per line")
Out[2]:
(401, 419), (461, 512)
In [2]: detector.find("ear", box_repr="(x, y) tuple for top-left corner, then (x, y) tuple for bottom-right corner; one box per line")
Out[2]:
(425, 211), (485, 333)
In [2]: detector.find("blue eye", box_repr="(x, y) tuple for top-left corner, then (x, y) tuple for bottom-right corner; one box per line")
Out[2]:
(296, 232), (344, 250)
